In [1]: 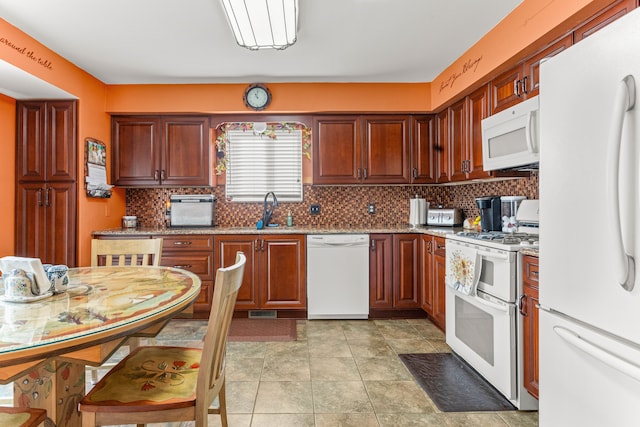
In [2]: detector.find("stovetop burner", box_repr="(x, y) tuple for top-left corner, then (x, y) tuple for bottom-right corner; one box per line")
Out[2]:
(451, 231), (539, 249)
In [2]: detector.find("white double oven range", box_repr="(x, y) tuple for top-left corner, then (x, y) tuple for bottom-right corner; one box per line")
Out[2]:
(444, 212), (539, 410)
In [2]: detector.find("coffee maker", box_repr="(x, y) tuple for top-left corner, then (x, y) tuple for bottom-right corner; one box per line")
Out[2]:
(476, 196), (502, 232)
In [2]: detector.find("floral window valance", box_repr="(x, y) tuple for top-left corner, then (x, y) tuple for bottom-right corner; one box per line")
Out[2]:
(215, 121), (311, 175)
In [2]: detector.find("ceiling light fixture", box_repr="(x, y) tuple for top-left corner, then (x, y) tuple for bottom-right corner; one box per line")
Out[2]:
(221, 0), (298, 50)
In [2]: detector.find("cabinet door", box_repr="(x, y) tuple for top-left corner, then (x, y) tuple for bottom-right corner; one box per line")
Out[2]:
(411, 115), (437, 184)
(112, 117), (162, 186)
(523, 34), (572, 99)
(313, 116), (361, 184)
(573, 0), (636, 43)
(17, 101), (76, 182)
(522, 255), (540, 399)
(436, 109), (450, 183)
(369, 234), (393, 309)
(466, 85), (492, 180)
(215, 235), (259, 310)
(15, 183), (76, 266)
(432, 237), (447, 330)
(260, 235), (306, 309)
(393, 234), (421, 308)
(45, 182), (77, 266)
(448, 100), (467, 182)
(420, 235), (434, 314)
(161, 116), (211, 186)
(491, 64), (525, 114)
(15, 183), (47, 262)
(362, 115), (411, 184)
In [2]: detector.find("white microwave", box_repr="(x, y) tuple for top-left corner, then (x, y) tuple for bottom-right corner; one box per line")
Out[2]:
(481, 95), (540, 171)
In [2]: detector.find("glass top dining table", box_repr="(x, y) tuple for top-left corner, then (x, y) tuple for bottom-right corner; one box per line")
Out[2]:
(0, 266), (201, 369)
(0, 266), (201, 427)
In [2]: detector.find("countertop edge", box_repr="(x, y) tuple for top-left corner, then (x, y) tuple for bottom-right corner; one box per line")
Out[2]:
(92, 225), (462, 238)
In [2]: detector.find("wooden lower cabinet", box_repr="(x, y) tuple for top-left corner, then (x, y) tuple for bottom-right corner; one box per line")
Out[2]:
(370, 233), (422, 315)
(15, 182), (77, 266)
(521, 255), (540, 399)
(214, 234), (306, 313)
(421, 235), (446, 330)
(161, 235), (214, 314)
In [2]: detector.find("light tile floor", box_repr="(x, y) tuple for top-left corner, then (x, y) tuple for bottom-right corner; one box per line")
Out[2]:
(1, 318), (539, 427)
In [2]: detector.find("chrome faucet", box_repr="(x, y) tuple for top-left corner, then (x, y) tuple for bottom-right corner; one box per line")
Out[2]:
(262, 192), (279, 227)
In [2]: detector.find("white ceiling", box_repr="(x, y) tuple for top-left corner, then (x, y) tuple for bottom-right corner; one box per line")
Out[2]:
(0, 0), (522, 97)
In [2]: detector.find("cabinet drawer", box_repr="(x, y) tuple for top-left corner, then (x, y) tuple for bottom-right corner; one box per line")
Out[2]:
(161, 253), (214, 280)
(162, 235), (213, 251)
(522, 255), (539, 286)
(434, 237), (446, 256)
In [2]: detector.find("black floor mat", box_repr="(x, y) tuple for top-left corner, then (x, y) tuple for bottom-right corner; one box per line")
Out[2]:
(399, 353), (517, 412)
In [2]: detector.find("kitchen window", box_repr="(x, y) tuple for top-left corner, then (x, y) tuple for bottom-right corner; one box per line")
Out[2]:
(219, 122), (307, 202)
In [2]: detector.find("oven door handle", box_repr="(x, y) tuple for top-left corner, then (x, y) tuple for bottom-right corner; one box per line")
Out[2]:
(473, 295), (510, 313)
(452, 288), (510, 313)
(476, 250), (510, 261)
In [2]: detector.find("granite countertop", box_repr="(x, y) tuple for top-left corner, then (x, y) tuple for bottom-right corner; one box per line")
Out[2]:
(519, 247), (539, 257)
(93, 225), (463, 238)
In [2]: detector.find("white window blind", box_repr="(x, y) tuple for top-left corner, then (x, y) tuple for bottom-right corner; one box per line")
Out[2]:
(225, 128), (303, 202)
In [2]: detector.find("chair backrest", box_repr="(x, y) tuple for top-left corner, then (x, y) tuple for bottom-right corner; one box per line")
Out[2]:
(196, 251), (246, 423)
(91, 238), (163, 267)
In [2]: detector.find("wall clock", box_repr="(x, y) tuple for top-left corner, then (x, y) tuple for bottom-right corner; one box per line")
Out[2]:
(243, 84), (272, 111)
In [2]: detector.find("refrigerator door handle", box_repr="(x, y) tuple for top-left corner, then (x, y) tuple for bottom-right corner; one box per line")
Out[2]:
(607, 74), (636, 292)
(553, 325), (640, 383)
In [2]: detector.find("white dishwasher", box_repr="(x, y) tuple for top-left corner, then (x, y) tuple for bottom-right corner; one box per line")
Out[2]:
(306, 234), (369, 319)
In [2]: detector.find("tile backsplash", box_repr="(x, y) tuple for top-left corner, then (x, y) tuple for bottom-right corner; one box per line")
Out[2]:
(126, 173), (538, 229)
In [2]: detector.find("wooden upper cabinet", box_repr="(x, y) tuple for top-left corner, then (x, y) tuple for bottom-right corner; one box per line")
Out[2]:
(112, 115), (210, 186)
(17, 100), (77, 182)
(112, 117), (161, 186)
(435, 109), (449, 183)
(313, 115), (410, 184)
(161, 116), (211, 186)
(573, 0), (637, 43)
(492, 35), (572, 114)
(466, 84), (491, 180)
(491, 65), (525, 115)
(448, 99), (467, 182)
(439, 84), (490, 183)
(524, 34), (572, 99)
(362, 115), (411, 184)
(411, 115), (437, 184)
(313, 116), (361, 184)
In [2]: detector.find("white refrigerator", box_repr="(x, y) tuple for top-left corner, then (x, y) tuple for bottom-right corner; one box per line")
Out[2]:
(539, 7), (640, 426)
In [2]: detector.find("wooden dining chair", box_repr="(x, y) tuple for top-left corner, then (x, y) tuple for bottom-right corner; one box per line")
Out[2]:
(90, 238), (163, 267)
(88, 238), (165, 383)
(79, 251), (247, 427)
(0, 407), (47, 427)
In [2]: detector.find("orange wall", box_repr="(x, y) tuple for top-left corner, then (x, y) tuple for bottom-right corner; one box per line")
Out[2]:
(106, 82), (431, 114)
(431, 0), (617, 108)
(0, 94), (16, 257)
(0, 18), (124, 266)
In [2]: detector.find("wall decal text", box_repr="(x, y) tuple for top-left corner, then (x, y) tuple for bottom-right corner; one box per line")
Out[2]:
(439, 55), (483, 93)
(0, 35), (54, 70)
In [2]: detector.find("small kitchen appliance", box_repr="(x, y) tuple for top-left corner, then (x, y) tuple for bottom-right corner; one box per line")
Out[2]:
(169, 195), (216, 227)
(427, 207), (462, 227)
(476, 196), (501, 231)
(500, 196), (526, 232)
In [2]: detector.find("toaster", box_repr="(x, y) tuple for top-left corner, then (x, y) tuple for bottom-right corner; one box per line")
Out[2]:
(170, 195), (216, 227)
(427, 207), (463, 226)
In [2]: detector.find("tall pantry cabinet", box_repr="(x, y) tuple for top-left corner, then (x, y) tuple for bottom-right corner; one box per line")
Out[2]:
(15, 100), (77, 266)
